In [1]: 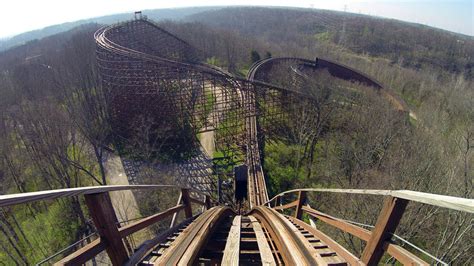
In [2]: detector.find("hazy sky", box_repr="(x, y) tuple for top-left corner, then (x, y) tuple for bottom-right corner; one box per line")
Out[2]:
(0, 0), (472, 38)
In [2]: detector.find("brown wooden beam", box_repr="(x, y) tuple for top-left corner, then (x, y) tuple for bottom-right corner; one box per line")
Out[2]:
(294, 191), (306, 219)
(119, 204), (184, 237)
(205, 195), (211, 209)
(361, 196), (408, 265)
(384, 242), (429, 265)
(189, 197), (207, 206)
(273, 200), (298, 211)
(302, 206), (372, 241)
(181, 188), (193, 218)
(54, 238), (106, 266)
(287, 216), (362, 265)
(84, 192), (128, 265)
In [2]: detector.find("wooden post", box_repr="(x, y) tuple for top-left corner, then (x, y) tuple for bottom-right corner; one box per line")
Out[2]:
(84, 192), (128, 265)
(361, 196), (408, 265)
(181, 188), (193, 218)
(275, 195), (282, 208)
(205, 195), (212, 209)
(169, 192), (183, 228)
(294, 191), (307, 219)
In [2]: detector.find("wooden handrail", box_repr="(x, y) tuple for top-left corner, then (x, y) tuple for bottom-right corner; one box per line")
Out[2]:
(54, 239), (106, 266)
(269, 188), (472, 264)
(119, 204), (185, 238)
(266, 188), (474, 213)
(302, 206), (372, 241)
(273, 200), (299, 210)
(0, 184), (212, 207)
(301, 205), (428, 265)
(0, 185), (213, 265)
(189, 197), (207, 206)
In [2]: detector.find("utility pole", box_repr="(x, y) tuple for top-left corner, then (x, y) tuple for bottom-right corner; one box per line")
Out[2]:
(339, 5), (347, 46)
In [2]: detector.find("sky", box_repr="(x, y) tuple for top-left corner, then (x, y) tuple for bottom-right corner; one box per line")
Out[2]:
(0, 0), (472, 38)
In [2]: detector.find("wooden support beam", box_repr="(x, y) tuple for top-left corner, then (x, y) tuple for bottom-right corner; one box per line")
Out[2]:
(273, 195), (281, 208)
(170, 192), (183, 228)
(361, 196), (408, 265)
(189, 197), (207, 206)
(119, 205), (184, 237)
(384, 242), (429, 265)
(54, 238), (106, 266)
(302, 206), (372, 241)
(205, 195), (211, 209)
(84, 192), (128, 265)
(126, 217), (194, 265)
(181, 188), (193, 218)
(294, 191), (306, 219)
(273, 200), (298, 211)
(287, 216), (361, 265)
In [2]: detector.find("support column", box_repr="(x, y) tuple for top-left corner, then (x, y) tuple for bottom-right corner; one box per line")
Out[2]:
(181, 188), (193, 218)
(361, 196), (408, 265)
(84, 192), (128, 265)
(294, 191), (307, 219)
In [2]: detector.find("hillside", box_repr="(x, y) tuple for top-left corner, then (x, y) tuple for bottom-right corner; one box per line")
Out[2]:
(186, 7), (474, 78)
(0, 6), (222, 52)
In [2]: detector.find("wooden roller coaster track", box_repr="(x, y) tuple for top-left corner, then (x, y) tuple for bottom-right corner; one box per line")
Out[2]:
(0, 16), (472, 266)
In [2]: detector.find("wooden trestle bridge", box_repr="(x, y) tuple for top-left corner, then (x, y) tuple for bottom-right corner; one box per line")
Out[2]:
(0, 15), (472, 265)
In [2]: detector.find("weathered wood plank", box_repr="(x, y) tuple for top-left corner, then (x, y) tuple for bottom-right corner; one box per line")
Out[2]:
(189, 197), (207, 206)
(250, 206), (318, 265)
(170, 192), (183, 228)
(2, 186), (470, 213)
(273, 200), (298, 211)
(361, 196), (408, 265)
(125, 217), (194, 266)
(392, 190), (474, 213)
(119, 205), (184, 237)
(288, 216), (361, 265)
(181, 188), (193, 219)
(267, 189), (391, 204)
(85, 192), (128, 265)
(384, 242), (429, 266)
(294, 191), (307, 219)
(267, 188), (474, 213)
(205, 195), (212, 209)
(302, 206), (372, 241)
(54, 238), (106, 266)
(157, 207), (232, 265)
(276, 211), (329, 265)
(248, 215), (276, 266)
(222, 215), (241, 266)
(0, 185), (189, 207)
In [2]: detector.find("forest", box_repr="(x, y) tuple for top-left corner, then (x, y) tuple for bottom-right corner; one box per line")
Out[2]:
(0, 6), (472, 264)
